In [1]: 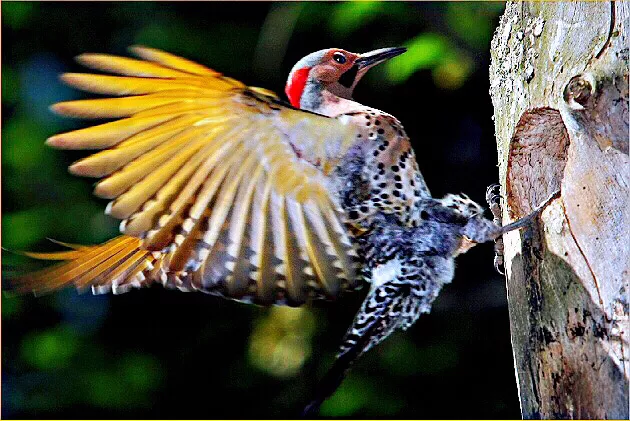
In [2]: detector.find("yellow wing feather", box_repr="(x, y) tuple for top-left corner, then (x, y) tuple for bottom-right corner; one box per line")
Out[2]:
(129, 45), (220, 76)
(16, 46), (361, 305)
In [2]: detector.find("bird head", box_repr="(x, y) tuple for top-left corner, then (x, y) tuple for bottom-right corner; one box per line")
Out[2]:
(285, 47), (406, 113)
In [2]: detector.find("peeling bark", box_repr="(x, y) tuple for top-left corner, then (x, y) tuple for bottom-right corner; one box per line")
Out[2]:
(489, 2), (629, 419)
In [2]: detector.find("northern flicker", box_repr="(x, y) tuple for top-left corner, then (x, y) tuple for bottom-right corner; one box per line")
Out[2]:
(10, 46), (555, 413)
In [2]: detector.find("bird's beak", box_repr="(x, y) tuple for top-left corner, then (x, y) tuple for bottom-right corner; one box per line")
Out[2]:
(355, 47), (407, 70)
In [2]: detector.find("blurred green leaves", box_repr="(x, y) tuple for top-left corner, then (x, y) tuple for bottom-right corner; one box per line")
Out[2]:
(86, 354), (163, 409)
(320, 375), (373, 416)
(2, 203), (117, 249)
(446, 2), (505, 48)
(320, 371), (405, 417)
(2, 66), (19, 106)
(2, 115), (49, 172)
(248, 307), (316, 378)
(385, 33), (473, 89)
(2, 294), (23, 319)
(2, 2), (37, 30)
(3, 207), (54, 249)
(381, 337), (458, 376)
(16, 325), (164, 410)
(329, 2), (384, 37)
(21, 327), (80, 371)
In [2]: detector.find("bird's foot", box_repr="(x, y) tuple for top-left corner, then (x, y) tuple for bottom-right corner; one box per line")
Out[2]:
(487, 188), (562, 274)
(486, 184), (505, 274)
(486, 184), (502, 224)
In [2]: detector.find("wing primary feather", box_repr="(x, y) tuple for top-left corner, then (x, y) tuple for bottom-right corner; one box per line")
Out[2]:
(39, 238), (136, 288)
(201, 150), (258, 252)
(12, 237), (137, 293)
(51, 96), (187, 119)
(166, 135), (252, 272)
(46, 114), (175, 150)
(124, 120), (248, 237)
(94, 124), (217, 200)
(91, 249), (148, 289)
(106, 128), (213, 218)
(272, 193), (307, 304)
(129, 45), (220, 77)
(69, 114), (202, 178)
(187, 127), (254, 220)
(286, 199), (317, 285)
(249, 175), (276, 303)
(223, 162), (262, 296)
(76, 53), (191, 78)
(322, 206), (360, 283)
(141, 126), (245, 247)
(298, 202), (340, 296)
(197, 208), (231, 289)
(122, 147), (209, 236)
(45, 239), (90, 250)
(21, 249), (85, 261)
(302, 201), (349, 285)
(133, 100), (230, 119)
(72, 241), (141, 290)
(61, 73), (211, 96)
(53, 90), (231, 120)
(118, 256), (154, 288)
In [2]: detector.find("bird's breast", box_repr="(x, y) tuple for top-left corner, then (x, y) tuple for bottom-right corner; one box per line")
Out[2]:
(334, 109), (430, 228)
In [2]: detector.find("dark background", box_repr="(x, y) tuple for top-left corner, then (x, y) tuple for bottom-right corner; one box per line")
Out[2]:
(2, 2), (519, 418)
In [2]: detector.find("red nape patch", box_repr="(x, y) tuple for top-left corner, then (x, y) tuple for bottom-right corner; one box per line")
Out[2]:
(285, 67), (311, 108)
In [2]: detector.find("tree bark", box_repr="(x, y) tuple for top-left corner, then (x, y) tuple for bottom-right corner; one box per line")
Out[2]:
(489, 2), (629, 419)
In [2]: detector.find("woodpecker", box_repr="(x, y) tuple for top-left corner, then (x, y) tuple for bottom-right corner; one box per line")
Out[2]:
(10, 46), (555, 414)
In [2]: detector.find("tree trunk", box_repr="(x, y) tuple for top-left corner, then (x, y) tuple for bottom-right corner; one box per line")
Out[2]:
(489, 1), (629, 419)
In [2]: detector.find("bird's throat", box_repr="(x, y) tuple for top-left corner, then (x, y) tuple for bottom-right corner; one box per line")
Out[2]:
(301, 78), (361, 117)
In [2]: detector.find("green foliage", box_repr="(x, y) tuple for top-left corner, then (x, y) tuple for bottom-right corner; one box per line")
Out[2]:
(2, 66), (19, 106)
(2, 115), (49, 172)
(2, 294), (22, 319)
(248, 307), (316, 378)
(319, 375), (374, 416)
(319, 371), (406, 417)
(2, 2), (37, 29)
(21, 327), (80, 371)
(329, 2), (385, 37)
(386, 33), (451, 80)
(446, 2), (505, 48)
(385, 33), (473, 89)
(3, 207), (52, 249)
(85, 354), (163, 409)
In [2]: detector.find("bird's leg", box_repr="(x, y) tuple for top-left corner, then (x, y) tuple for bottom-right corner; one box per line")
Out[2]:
(486, 184), (505, 274)
(464, 190), (561, 246)
(492, 190), (561, 238)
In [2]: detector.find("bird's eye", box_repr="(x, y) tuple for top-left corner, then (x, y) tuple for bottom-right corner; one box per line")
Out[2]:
(333, 52), (347, 64)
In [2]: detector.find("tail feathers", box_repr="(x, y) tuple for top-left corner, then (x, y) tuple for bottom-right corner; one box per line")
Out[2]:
(8, 236), (157, 295)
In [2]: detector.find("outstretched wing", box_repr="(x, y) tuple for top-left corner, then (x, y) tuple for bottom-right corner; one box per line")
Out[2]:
(27, 46), (361, 305)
